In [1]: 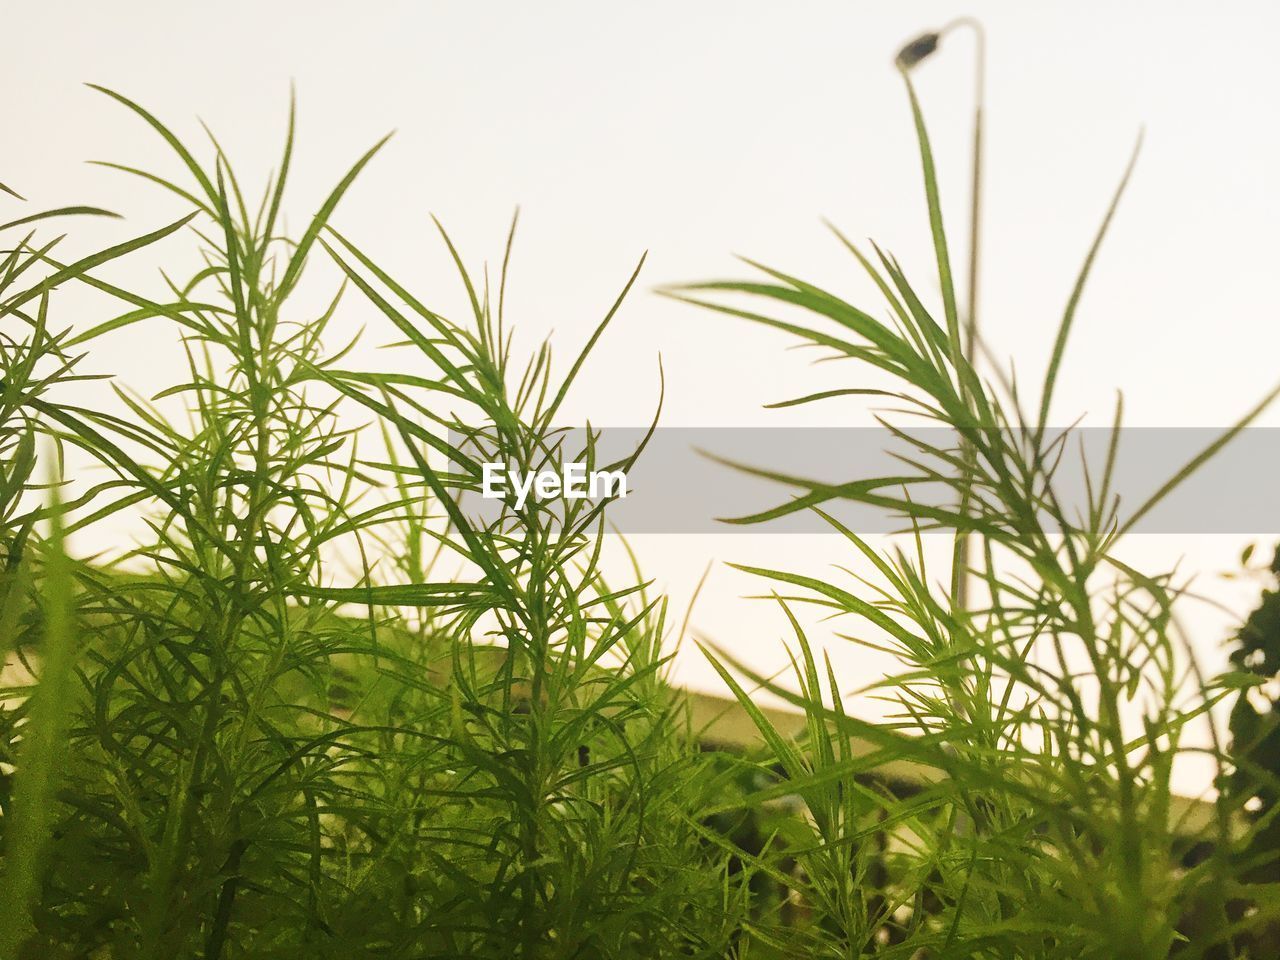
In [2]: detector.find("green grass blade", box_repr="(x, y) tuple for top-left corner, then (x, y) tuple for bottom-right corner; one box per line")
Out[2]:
(0, 487), (78, 959)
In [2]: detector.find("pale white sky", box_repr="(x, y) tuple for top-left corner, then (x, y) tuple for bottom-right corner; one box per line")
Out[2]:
(8, 1), (1280, 790)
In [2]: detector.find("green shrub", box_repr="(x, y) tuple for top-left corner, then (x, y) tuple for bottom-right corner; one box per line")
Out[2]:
(2, 66), (1276, 960)
(0, 93), (738, 959)
(673, 71), (1280, 958)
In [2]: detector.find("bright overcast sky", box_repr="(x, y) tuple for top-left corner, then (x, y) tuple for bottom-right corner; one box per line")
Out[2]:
(8, 1), (1280, 790)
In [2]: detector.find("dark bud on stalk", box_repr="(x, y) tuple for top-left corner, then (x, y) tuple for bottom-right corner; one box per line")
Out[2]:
(578, 744), (590, 768)
(896, 32), (940, 69)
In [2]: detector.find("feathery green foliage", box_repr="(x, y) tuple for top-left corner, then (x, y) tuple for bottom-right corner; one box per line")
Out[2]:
(0, 94), (736, 959)
(672, 70), (1280, 958)
(1, 59), (1276, 960)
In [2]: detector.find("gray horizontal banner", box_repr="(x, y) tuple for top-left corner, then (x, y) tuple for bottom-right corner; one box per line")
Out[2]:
(446, 428), (1280, 534)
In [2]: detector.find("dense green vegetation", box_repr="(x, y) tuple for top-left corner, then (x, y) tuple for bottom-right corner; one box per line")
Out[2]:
(1223, 544), (1280, 956)
(2, 73), (1278, 958)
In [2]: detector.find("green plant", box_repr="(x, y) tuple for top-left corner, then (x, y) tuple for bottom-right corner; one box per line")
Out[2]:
(0, 174), (191, 958)
(0, 177), (184, 634)
(305, 214), (743, 957)
(673, 71), (1280, 958)
(1, 93), (739, 959)
(3, 48), (1278, 960)
(1216, 543), (1280, 956)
